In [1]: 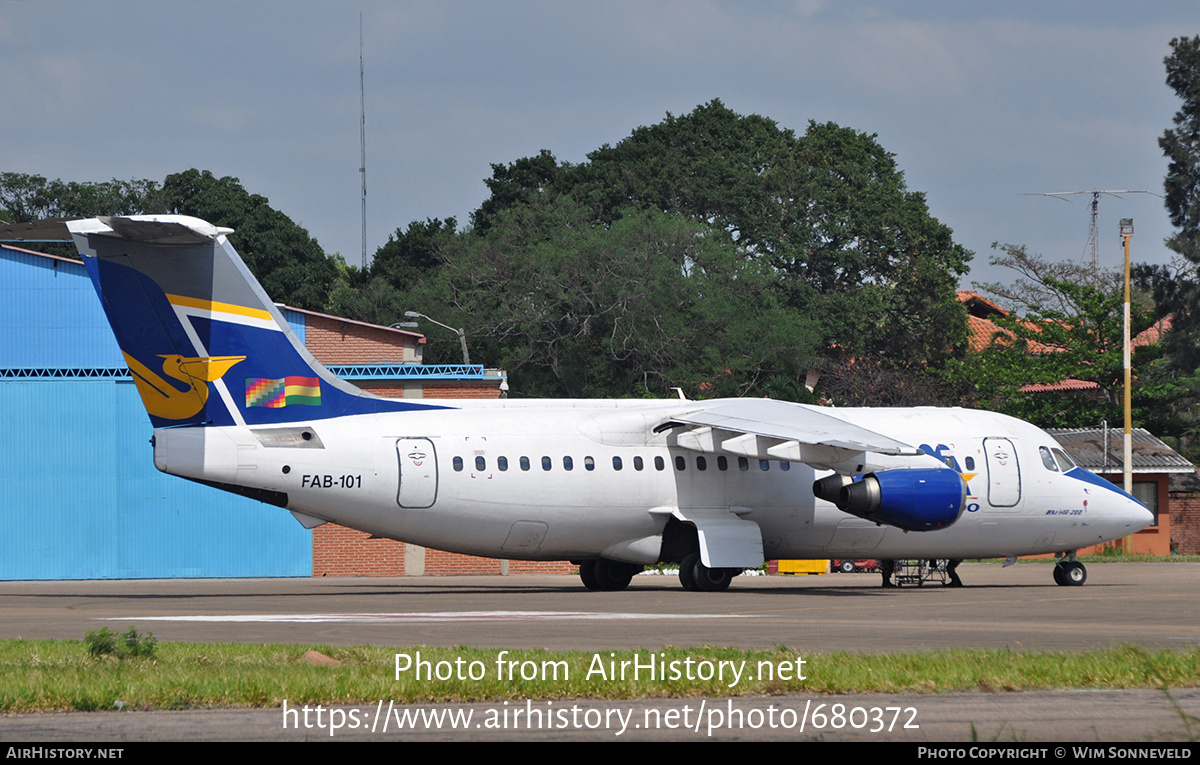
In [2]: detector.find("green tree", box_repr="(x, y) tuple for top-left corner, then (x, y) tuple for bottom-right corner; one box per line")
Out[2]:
(951, 245), (1161, 429)
(1, 169), (336, 312)
(409, 194), (820, 398)
(0, 172), (164, 223)
(1159, 36), (1200, 374)
(469, 101), (971, 372)
(160, 170), (336, 311)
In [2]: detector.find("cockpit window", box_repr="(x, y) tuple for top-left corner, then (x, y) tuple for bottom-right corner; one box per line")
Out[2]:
(1039, 446), (1059, 472)
(1052, 448), (1076, 471)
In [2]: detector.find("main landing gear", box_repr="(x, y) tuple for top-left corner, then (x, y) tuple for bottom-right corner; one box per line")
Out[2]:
(579, 559), (642, 591)
(1053, 559), (1087, 586)
(678, 552), (738, 592)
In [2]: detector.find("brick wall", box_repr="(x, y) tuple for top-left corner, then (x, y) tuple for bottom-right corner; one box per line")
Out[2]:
(305, 312), (420, 364)
(1169, 492), (1200, 554)
(313, 524), (405, 576)
(509, 560), (576, 574)
(424, 549), (504, 576)
(313, 525), (576, 577)
(423, 383), (503, 399)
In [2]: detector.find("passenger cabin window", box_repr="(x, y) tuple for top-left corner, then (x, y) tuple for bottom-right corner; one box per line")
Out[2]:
(655, 456), (665, 471)
(475, 456), (486, 471)
(633, 456), (643, 471)
(541, 456), (552, 471)
(965, 456), (975, 471)
(520, 456), (530, 471)
(675, 455), (686, 471)
(613, 456), (623, 471)
(780, 461), (790, 471)
(759, 460), (770, 471)
(738, 457), (749, 471)
(563, 456), (574, 471)
(1039, 446), (1059, 472)
(696, 456), (707, 471)
(717, 456), (728, 471)
(498, 456), (508, 471)
(584, 456), (595, 471)
(453, 456), (464, 472)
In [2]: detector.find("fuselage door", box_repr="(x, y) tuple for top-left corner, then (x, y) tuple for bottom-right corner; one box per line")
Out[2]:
(983, 437), (1021, 508)
(396, 438), (438, 509)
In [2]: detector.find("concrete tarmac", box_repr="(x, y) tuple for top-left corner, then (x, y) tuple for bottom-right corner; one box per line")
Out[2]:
(2, 562), (1198, 742)
(1, 562), (1197, 652)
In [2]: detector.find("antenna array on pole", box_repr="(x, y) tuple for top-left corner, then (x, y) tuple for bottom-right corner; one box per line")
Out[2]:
(1021, 189), (1155, 270)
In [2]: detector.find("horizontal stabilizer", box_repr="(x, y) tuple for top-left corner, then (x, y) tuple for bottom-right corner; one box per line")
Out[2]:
(71, 215), (233, 244)
(0, 219), (73, 242)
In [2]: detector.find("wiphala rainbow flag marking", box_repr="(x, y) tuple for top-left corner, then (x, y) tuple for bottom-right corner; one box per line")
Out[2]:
(245, 377), (321, 408)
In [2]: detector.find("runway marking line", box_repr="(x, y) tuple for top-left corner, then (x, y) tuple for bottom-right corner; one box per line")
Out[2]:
(101, 611), (759, 624)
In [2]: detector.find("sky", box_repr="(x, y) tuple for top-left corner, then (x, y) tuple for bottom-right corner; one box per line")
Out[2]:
(2, 1), (1195, 290)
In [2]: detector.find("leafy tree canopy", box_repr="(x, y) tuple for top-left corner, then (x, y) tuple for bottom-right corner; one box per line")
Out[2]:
(402, 193), (820, 398)
(467, 100), (971, 373)
(0, 170), (336, 311)
(950, 244), (1162, 430)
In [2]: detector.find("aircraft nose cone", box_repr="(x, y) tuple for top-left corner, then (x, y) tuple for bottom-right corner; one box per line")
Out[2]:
(1129, 497), (1155, 528)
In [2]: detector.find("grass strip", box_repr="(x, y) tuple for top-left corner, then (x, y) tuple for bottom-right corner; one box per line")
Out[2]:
(1, 641), (1198, 712)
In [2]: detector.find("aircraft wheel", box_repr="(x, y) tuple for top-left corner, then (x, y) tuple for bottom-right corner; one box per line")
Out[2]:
(692, 559), (734, 592)
(1061, 561), (1087, 586)
(1052, 563), (1066, 586)
(596, 560), (635, 591)
(579, 560), (601, 590)
(838, 560), (856, 574)
(679, 553), (700, 591)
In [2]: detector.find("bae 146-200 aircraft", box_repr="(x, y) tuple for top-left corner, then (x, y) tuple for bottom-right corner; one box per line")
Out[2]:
(28, 215), (1153, 591)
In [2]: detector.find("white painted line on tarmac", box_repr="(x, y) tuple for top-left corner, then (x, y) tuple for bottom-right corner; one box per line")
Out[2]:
(102, 611), (758, 623)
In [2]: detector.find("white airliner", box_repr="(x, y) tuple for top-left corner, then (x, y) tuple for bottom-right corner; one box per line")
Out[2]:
(61, 215), (1152, 591)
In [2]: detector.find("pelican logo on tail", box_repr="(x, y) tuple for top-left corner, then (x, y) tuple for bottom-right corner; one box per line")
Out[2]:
(123, 352), (246, 422)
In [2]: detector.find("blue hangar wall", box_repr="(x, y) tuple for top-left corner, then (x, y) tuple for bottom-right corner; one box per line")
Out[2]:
(0, 245), (311, 580)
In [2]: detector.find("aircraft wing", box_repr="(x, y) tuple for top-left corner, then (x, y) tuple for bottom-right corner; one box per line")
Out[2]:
(658, 398), (922, 473)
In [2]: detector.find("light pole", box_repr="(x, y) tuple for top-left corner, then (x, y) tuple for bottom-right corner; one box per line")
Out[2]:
(1119, 219), (1133, 497)
(1119, 218), (1134, 554)
(404, 311), (470, 366)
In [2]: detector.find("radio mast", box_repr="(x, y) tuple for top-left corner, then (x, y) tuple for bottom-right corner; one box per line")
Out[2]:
(1022, 189), (1155, 270)
(359, 13), (367, 269)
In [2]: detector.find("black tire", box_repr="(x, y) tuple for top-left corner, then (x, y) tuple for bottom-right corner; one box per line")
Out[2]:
(838, 560), (856, 574)
(596, 560), (635, 591)
(1053, 563), (1066, 586)
(692, 558), (734, 592)
(580, 560), (600, 590)
(679, 553), (700, 591)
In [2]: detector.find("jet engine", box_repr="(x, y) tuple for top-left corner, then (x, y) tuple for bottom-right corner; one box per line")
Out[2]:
(813, 469), (967, 532)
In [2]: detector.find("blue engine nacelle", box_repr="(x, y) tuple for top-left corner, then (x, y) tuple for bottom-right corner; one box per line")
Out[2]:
(815, 468), (967, 531)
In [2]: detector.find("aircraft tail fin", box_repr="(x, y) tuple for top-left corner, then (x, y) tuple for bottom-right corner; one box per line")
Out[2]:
(69, 215), (423, 428)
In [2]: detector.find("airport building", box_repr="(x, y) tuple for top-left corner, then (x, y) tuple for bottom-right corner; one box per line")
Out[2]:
(0, 242), (535, 580)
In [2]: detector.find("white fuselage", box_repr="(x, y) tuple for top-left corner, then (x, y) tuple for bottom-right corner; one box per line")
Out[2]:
(153, 399), (1153, 564)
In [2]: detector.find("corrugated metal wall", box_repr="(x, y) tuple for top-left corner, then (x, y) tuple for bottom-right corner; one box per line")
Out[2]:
(1, 247), (312, 580)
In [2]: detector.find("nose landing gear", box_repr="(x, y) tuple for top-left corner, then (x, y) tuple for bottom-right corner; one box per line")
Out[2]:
(1053, 555), (1087, 586)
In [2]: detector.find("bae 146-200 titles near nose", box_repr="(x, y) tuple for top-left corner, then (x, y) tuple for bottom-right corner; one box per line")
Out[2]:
(3, 215), (1152, 591)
